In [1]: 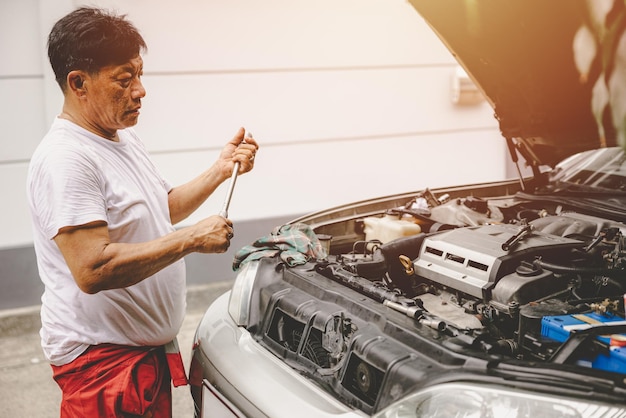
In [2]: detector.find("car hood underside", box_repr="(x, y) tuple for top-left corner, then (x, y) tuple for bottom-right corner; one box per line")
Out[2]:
(407, 0), (622, 167)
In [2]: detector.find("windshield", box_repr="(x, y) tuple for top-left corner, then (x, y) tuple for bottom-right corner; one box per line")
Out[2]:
(548, 147), (626, 192)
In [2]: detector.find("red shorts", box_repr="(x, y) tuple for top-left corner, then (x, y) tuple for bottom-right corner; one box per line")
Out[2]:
(51, 344), (172, 418)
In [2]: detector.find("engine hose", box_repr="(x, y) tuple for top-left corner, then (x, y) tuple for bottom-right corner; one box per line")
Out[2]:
(533, 258), (625, 279)
(493, 339), (518, 356)
(317, 264), (413, 305)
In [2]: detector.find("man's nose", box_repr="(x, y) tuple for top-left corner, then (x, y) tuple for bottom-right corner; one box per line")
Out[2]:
(132, 78), (146, 99)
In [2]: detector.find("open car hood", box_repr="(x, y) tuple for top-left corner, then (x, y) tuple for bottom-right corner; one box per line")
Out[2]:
(407, 0), (619, 168)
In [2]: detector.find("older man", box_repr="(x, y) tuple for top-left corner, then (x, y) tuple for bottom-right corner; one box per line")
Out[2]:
(27, 7), (258, 417)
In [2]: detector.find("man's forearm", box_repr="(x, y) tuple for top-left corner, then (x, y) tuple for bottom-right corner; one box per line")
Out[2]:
(168, 165), (226, 224)
(56, 225), (200, 294)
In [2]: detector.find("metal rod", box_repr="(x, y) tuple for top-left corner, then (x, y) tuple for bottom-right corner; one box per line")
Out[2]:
(218, 130), (252, 218)
(218, 161), (239, 218)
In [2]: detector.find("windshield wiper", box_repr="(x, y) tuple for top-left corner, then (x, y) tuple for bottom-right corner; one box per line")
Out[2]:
(550, 322), (626, 365)
(491, 362), (626, 400)
(489, 323), (626, 398)
(536, 183), (626, 196)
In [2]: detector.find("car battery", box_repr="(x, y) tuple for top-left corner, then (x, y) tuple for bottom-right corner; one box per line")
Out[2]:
(541, 312), (626, 374)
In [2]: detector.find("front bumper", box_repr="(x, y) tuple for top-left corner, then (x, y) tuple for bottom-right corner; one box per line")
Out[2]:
(190, 292), (366, 418)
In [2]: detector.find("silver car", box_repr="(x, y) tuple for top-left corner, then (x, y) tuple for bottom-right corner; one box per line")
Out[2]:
(190, 1), (626, 416)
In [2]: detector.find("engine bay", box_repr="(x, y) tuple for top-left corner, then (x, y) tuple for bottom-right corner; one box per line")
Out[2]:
(313, 189), (626, 372)
(243, 186), (626, 413)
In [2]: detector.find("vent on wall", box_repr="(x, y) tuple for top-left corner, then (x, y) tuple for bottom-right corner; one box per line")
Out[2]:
(451, 65), (485, 106)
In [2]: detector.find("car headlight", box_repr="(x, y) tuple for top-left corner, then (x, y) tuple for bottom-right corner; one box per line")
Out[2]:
(228, 260), (260, 326)
(374, 382), (626, 418)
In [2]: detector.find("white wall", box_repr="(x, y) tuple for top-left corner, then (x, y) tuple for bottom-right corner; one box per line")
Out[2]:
(0, 0), (503, 249)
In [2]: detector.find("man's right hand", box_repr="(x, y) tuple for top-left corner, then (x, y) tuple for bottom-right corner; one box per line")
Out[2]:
(191, 215), (234, 254)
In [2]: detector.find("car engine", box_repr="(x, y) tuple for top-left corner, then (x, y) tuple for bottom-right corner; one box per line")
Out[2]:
(314, 190), (626, 364)
(245, 187), (626, 414)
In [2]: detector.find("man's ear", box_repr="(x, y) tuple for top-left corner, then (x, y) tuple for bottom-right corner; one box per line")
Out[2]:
(67, 71), (87, 94)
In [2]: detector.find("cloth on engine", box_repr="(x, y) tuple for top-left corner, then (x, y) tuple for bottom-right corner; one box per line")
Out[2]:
(233, 223), (327, 271)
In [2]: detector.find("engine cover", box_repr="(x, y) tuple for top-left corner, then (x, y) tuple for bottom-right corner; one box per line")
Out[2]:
(413, 223), (583, 300)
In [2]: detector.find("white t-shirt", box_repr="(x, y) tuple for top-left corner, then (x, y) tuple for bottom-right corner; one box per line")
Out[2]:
(27, 118), (186, 366)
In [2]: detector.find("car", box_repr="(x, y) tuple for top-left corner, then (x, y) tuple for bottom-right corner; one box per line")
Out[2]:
(190, 1), (626, 417)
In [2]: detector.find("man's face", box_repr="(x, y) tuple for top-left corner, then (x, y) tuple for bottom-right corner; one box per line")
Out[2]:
(82, 55), (145, 138)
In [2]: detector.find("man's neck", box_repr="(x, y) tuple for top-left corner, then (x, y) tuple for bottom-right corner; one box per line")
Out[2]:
(59, 109), (119, 142)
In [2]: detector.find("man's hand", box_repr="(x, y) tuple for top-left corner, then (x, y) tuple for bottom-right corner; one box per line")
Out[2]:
(189, 215), (234, 253)
(219, 127), (259, 179)
(168, 127), (259, 225)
